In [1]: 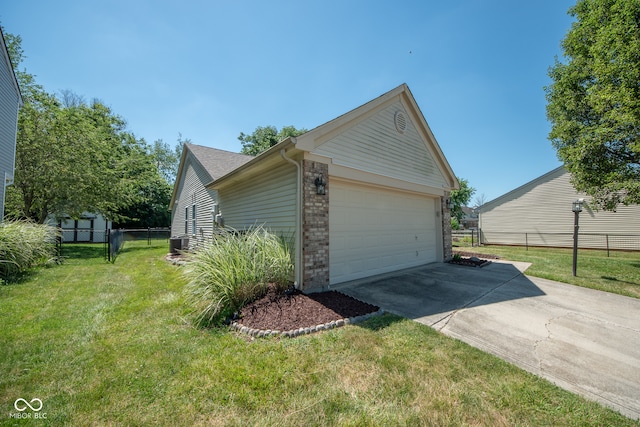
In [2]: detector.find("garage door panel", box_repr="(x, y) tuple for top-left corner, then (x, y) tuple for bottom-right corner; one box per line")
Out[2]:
(330, 181), (438, 284)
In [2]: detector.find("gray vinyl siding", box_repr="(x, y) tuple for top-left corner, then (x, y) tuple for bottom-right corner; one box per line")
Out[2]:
(171, 155), (219, 247)
(312, 101), (447, 189)
(0, 42), (21, 219)
(219, 161), (296, 238)
(480, 168), (640, 249)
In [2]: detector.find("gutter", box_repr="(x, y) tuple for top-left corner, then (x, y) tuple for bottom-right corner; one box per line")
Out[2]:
(280, 147), (302, 289)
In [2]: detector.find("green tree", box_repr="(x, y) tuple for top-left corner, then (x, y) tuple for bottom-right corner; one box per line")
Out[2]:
(6, 96), (150, 223)
(449, 177), (476, 226)
(545, 0), (640, 210)
(3, 30), (168, 224)
(238, 125), (306, 156)
(150, 138), (181, 184)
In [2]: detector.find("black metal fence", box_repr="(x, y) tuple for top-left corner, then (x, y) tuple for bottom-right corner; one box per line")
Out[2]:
(106, 229), (125, 262)
(452, 229), (481, 247)
(105, 228), (171, 262)
(475, 230), (640, 254)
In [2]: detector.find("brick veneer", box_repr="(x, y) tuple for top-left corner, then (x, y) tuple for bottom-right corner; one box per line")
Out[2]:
(301, 160), (330, 291)
(442, 192), (453, 261)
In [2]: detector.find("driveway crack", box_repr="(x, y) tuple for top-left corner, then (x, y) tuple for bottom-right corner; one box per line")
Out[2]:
(431, 271), (525, 331)
(532, 314), (564, 375)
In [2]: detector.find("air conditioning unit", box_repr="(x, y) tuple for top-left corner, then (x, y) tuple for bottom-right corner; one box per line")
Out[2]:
(169, 237), (189, 254)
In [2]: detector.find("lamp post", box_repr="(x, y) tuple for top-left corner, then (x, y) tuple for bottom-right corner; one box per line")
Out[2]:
(572, 199), (583, 276)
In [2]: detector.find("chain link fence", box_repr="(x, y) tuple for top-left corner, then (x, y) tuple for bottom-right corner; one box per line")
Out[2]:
(105, 228), (171, 262)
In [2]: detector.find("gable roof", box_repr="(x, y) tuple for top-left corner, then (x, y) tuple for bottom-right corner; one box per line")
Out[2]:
(169, 143), (252, 209)
(186, 143), (253, 182)
(210, 84), (459, 191)
(480, 166), (566, 212)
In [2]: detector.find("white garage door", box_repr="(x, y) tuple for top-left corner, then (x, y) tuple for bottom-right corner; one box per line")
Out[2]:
(330, 180), (438, 284)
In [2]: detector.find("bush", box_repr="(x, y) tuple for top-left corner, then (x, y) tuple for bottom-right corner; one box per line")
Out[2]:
(0, 220), (59, 282)
(184, 226), (293, 327)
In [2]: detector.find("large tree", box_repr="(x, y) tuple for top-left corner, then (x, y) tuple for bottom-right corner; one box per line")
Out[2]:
(238, 125), (307, 156)
(3, 29), (169, 224)
(449, 177), (476, 228)
(545, 0), (640, 210)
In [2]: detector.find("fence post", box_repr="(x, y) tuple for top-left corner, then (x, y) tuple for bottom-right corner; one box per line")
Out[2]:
(471, 230), (474, 247)
(525, 233), (528, 251)
(148, 227), (151, 246)
(606, 234), (610, 257)
(107, 229), (112, 262)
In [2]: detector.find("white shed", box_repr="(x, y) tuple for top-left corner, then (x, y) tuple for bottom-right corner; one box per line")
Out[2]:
(52, 213), (112, 243)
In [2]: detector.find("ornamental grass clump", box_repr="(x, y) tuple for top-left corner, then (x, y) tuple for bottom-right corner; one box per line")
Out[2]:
(0, 220), (60, 282)
(184, 226), (293, 327)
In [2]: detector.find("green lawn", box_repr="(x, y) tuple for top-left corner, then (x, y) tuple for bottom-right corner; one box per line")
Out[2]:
(1, 241), (637, 426)
(455, 244), (640, 299)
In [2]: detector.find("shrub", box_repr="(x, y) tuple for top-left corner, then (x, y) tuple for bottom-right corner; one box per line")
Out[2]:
(0, 220), (60, 282)
(184, 225), (293, 327)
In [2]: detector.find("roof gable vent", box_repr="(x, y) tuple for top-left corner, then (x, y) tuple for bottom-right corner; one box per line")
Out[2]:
(394, 111), (407, 134)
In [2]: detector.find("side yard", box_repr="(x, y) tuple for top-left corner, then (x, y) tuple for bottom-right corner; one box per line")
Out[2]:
(0, 241), (637, 426)
(455, 245), (640, 299)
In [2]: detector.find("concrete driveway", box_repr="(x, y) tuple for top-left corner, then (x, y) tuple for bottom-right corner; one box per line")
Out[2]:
(333, 261), (640, 420)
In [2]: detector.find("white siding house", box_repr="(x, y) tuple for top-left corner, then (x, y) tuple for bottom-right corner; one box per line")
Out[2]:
(479, 167), (640, 250)
(0, 28), (23, 220)
(172, 84), (459, 291)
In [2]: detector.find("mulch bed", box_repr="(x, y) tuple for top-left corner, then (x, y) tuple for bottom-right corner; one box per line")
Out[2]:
(449, 251), (500, 268)
(235, 285), (380, 333)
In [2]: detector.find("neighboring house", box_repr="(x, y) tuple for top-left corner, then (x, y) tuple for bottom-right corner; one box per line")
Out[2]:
(479, 166), (640, 250)
(0, 27), (23, 221)
(170, 84), (459, 291)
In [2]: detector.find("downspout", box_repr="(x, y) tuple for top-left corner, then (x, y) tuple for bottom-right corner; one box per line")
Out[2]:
(280, 147), (302, 288)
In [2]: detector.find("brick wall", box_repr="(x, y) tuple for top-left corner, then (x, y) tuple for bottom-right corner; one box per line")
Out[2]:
(442, 192), (453, 261)
(302, 160), (330, 291)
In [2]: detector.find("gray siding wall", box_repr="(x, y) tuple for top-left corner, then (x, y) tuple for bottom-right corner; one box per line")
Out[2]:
(312, 101), (447, 189)
(480, 169), (640, 249)
(0, 47), (21, 219)
(171, 157), (219, 247)
(219, 161), (296, 239)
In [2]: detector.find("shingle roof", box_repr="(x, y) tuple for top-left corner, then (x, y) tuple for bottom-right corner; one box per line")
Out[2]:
(186, 143), (253, 182)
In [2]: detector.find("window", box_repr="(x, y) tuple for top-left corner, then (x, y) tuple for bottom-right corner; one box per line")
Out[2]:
(184, 207), (189, 235)
(192, 204), (197, 235)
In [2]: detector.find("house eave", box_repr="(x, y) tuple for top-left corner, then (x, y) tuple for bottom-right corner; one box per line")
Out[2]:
(207, 139), (298, 190)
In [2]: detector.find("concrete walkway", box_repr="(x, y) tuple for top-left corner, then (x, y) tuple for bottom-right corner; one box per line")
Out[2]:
(333, 261), (640, 420)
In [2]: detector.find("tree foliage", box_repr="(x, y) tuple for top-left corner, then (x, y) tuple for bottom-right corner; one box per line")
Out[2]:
(449, 177), (476, 225)
(149, 138), (182, 184)
(3, 28), (176, 226)
(545, 0), (640, 210)
(238, 125), (307, 156)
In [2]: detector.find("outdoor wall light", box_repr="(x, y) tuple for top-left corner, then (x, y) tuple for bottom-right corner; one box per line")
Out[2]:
(314, 175), (326, 195)
(446, 198), (455, 210)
